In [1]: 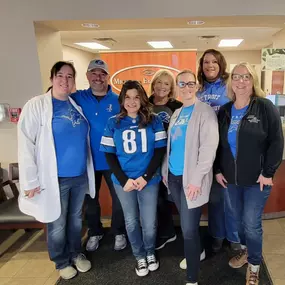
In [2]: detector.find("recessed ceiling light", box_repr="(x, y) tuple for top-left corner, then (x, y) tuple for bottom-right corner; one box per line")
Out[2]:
(81, 23), (100, 28)
(147, 41), (173, 49)
(218, 39), (244, 47)
(187, 20), (205, 25)
(75, 42), (110, 50)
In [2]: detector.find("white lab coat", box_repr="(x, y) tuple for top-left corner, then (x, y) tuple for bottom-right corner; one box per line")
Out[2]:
(17, 91), (96, 223)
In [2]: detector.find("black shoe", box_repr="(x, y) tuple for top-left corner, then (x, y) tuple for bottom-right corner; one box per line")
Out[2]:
(135, 258), (149, 277)
(146, 254), (159, 271)
(230, 242), (241, 251)
(212, 238), (223, 252)
(155, 235), (177, 250)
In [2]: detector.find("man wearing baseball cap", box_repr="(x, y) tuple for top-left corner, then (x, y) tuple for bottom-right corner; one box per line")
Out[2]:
(71, 59), (126, 252)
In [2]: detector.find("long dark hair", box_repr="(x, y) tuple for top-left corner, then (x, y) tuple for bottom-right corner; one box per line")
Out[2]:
(117, 80), (153, 127)
(197, 49), (229, 90)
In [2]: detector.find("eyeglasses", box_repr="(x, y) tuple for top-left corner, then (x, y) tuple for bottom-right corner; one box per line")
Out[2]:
(177, 81), (196, 88)
(232, 73), (251, 81)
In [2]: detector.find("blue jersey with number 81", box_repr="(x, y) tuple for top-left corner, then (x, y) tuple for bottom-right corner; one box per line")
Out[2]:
(100, 114), (167, 185)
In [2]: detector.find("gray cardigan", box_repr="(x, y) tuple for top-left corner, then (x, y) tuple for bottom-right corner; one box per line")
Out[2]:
(162, 99), (219, 209)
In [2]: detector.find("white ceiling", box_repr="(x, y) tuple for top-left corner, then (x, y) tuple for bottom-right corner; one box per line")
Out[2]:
(37, 15), (285, 54)
(60, 26), (282, 52)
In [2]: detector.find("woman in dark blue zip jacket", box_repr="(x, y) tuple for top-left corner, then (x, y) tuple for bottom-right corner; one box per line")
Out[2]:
(214, 62), (283, 285)
(197, 49), (240, 253)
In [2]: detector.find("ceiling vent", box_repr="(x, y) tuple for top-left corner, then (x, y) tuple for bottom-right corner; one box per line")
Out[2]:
(93, 37), (117, 43)
(198, 35), (219, 40)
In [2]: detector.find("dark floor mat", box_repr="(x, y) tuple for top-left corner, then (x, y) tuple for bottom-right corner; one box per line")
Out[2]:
(57, 227), (272, 285)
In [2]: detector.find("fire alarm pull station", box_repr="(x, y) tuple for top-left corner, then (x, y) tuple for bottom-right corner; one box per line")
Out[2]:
(9, 108), (21, 123)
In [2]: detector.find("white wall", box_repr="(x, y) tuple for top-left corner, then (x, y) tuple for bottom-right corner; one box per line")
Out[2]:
(0, 9), (42, 176)
(35, 23), (63, 93)
(62, 46), (100, 90)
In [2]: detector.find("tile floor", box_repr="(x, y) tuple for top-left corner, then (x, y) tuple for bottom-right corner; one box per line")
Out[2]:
(0, 218), (284, 285)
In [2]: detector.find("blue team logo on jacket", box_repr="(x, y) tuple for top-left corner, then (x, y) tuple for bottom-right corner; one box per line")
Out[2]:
(106, 104), (113, 112)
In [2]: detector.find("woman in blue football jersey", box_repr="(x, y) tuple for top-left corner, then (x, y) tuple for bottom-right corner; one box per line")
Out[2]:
(197, 49), (240, 253)
(100, 80), (167, 277)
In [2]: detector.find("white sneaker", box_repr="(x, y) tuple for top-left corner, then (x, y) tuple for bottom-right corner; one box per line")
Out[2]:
(59, 266), (77, 279)
(86, 235), (103, 251)
(73, 254), (91, 273)
(114, 234), (127, 251)
(146, 254), (159, 271)
(135, 258), (149, 277)
(180, 250), (206, 270)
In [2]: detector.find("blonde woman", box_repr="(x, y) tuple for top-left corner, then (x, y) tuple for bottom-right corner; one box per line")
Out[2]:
(149, 69), (182, 249)
(214, 62), (283, 284)
(162, 70), (219, 285)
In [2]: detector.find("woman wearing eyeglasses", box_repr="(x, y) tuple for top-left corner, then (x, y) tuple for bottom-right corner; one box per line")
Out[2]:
(162, 70), (219, 285)
(214, 62), (283, 285)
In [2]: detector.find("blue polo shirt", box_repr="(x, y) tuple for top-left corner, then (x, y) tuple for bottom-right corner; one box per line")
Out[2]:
(71, 86), (120, 170)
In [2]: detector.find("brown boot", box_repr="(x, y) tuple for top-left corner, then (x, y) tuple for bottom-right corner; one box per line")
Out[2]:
(246, 264), (259, 285)
(229, 249), (248, 268)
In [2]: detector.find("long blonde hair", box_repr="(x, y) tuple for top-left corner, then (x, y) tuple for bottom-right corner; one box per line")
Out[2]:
(228, 62), (265, 101)
(149, 69), (176, 100)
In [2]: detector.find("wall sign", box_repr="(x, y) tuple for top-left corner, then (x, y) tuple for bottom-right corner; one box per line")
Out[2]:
(261, 49), (285, 71)
(101, 51), (197, 93)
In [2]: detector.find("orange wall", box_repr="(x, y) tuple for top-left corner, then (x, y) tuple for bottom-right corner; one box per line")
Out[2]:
(101, 51), (196, 94)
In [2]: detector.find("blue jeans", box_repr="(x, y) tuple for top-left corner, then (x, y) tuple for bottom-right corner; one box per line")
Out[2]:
(208, 182), (240, 243)
(168, 172), (202, 283)
(113, 183), (159, 260)
(47, 174), (87, 269)
(227, 184), (271, 265)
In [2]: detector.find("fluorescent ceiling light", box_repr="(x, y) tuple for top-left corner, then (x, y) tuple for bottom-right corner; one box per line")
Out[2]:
(218, 39), (244, 47)
(81, 23), (100, 28)
(147, 41), (173, 49)
(75, 42), (110, 50)
(187, 20), (205, 25)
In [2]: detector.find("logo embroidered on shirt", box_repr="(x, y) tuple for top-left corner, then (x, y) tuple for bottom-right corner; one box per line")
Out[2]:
(106, 104), (113, 112)
(247, 115), (260, 123)
(61, 108), (84, 127)
(157, 111), (171, 123)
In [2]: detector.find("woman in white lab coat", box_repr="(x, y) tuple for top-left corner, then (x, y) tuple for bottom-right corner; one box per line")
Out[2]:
(17, 61), (95, 280)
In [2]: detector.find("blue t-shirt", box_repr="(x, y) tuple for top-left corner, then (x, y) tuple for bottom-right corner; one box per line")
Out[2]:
(52, 97), (88, 177)
(169, 105), (194, 175)
(228, 104), (248, 158)
(197, 78), (229, 113)
(100, 115), (167, 185)
(71, 86), (120, 171)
